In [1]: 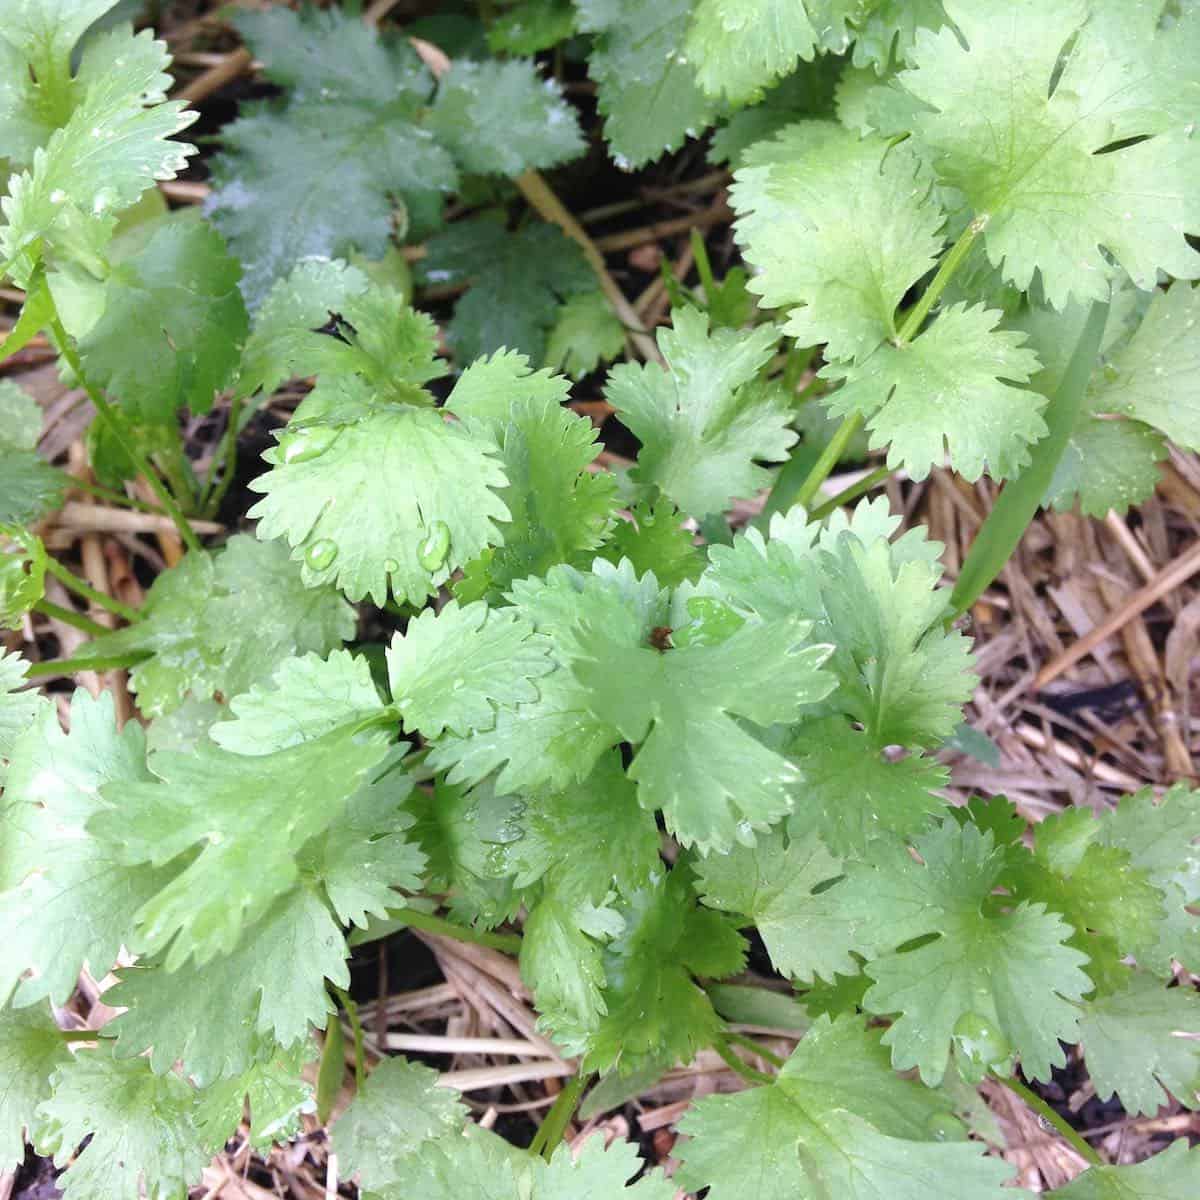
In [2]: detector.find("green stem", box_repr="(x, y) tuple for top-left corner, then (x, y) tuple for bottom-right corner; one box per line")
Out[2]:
(790, 217), (984, 513)
(388, 906), (523, 954)
(808, 463), (893, 521)
(792, 412), (865, 512)
(32, 600), (110, 637)
(529, 1071), (590, 1160)
(68, 477), (164, 514)
(950, 301), (1108, 619)
(713, 1035), (775, 1086)
(334, 987), (366, 1088)
(42, 556), (142, 623)
(60, 1028), (109, 1042)
(997, 1074), (1102, 1166)
(201, 393), (243, 518)
(724, 1031), (786, 1070)
(46, 311), (203, 554)
(690, 227), (718, 302)
(24, 650), (150, 678)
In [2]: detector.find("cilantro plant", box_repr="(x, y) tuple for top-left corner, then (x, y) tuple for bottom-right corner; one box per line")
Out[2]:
(2, 1), (1200, 1198)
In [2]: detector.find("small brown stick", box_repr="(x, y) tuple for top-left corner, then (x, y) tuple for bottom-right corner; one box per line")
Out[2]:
(1035, 538), (1200, 689)
(174, 47), (253, 105)
(54, 501), (221, 539)
(593, 204), (733, 254)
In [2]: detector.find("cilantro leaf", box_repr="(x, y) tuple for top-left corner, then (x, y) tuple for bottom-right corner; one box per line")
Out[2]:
(695, 829), (869, 983)
(787, 718), (950, 856)
(822, 302), (1043, 481)
(1051, 1143), (1200, 1199)
(899, 0), (1200, 307)
(0, 690), (167, 1007)
(0, 1002), (69, 1170)
(76, 534), (356, 717)
(0, 524), (45, 631)
(331, 1057), (466, 1194)
(447, 353), (618, 600)
(840, 820), (1092, 1084)
(676, 1014), (1013, 1200)
(543, 289), (626, 381)
(211, 650), (385, 756)
(90, 726), (391, 967)
(572, 613), (834, 852)
(731, 121), (943, 362)
(604, 309), (791, 518)
(0, 650), (44, 783)
(77, 212), (247, 421)
(105, 886), (347, 1085)
(586, 870), (745, 1074)
(194, 1045), (314, 1152)
(386, 600), (554, 738)
(420, 219), (595, 363)
(1078, 972), (1200, 1117)
(576, 0), (716, 168)
(597, 501), (703, 587)
(1, 25), (195, 281)
(37, 1047), (209, 1200)
(427, 60), (584, 176)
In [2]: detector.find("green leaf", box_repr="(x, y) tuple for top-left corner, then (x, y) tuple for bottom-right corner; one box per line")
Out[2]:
(76, 534), (356, 717)
(0, 1001), (70, 1170)
(1050, 1143), (1200, 1200)
(605, 308), (791, 518)
(77, 212), (247, 421)
(427, 60), (584, 175)
(839, 820), (1092, 1084)
(0, 524), (46, 630)
(899, 0), (1200, 307)
(597, 501), (703, 587)
(0, 378), (46, 453)
(1047, 412), (1165, 518)
(543, 290), (626, 381)
(447, 352), (618, 600)
(0, 690), (167, 1006)
(787, 719), (949, 856)
(586, 870), (745, 1074)
(572, 613), (834, 852)
(331, 1057), (466, 1194)
(0, 650), (43, 783)
(1078, 972), (1200, 1116)
(37, 1047), (209, 1200)
(576, 0), (717, 168)
(250, 396), (509, 607)
(208, 7), (450, 304)
(105, 886), (348, 1085)
(0, 380), (65, 526)
(699, 504), (974, 748)
(676, 1014), (1013, 1199)
(420, 219), (595, 363)
(211, 649), (385, 756)
(695, 829), (868, 984)
(500, 751), (662, 907)
(731, 121), (943, 362)
(822, 302), (1044, 481)
(386, 599), (554, 738)
(194, 1045), (314, 1152)
(1, 25), (196, 281)
(89, 725), (391, 967)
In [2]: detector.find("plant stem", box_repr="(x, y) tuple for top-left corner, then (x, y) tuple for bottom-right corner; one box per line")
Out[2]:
(68, 477), (163, 514)
(808, 463), (893, 520)
(713, 1035), (775, 1086)
(950, 300), (1108, 619)
(334, 986), (367, 1088)
(42, 555), (142, 623)
(25, 650), (150, 678)
(60, 1028), (109, 1042)
(388, 906), (523, 954)
(724, 1031), (787, 1070)
(790, 217), (985, 513)
(791, 412), (865, 512)
(201, 393), (243, 518)
(32, 600), (110, 637)
(529, 1071), (590, 1160)
(997, 1074), (1102, 1166)
(46, 311), (203, 554)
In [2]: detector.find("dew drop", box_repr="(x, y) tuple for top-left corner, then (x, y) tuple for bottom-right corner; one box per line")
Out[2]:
(417, 520), (451, 571)
(383, 557), (400, 574)
(279, 425), (340, 464)
(925, 1112), (966, 1142)
(305, 538), (338, 571)
(952, 1011), (1010, 1077)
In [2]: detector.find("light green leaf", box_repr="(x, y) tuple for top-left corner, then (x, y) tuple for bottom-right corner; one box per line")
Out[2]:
(0, 524), (46, 630)
(0, 651), (43, 783)
(543, 290), (625, 381)
(605, 308), (790, 518)
(386, 600), (554, 738)
(194, 1046), (314, 1152)
(676, 1014), (1013, 1199)
(731, 121), (943, 362)
(597, 501), (702, 587)
(0, 1001), (69, 1170)
(1050, 1143), (1200, 1200)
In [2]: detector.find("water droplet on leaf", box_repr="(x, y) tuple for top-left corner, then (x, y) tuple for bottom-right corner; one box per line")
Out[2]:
(280, 425), (340, 464)
(924, 1112), (966, 1142)
(305, 538), (338, 571)
(417, 520), (451, 571)
(952, 1011), (1009, 1079)
(383, 558), (400, 574)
